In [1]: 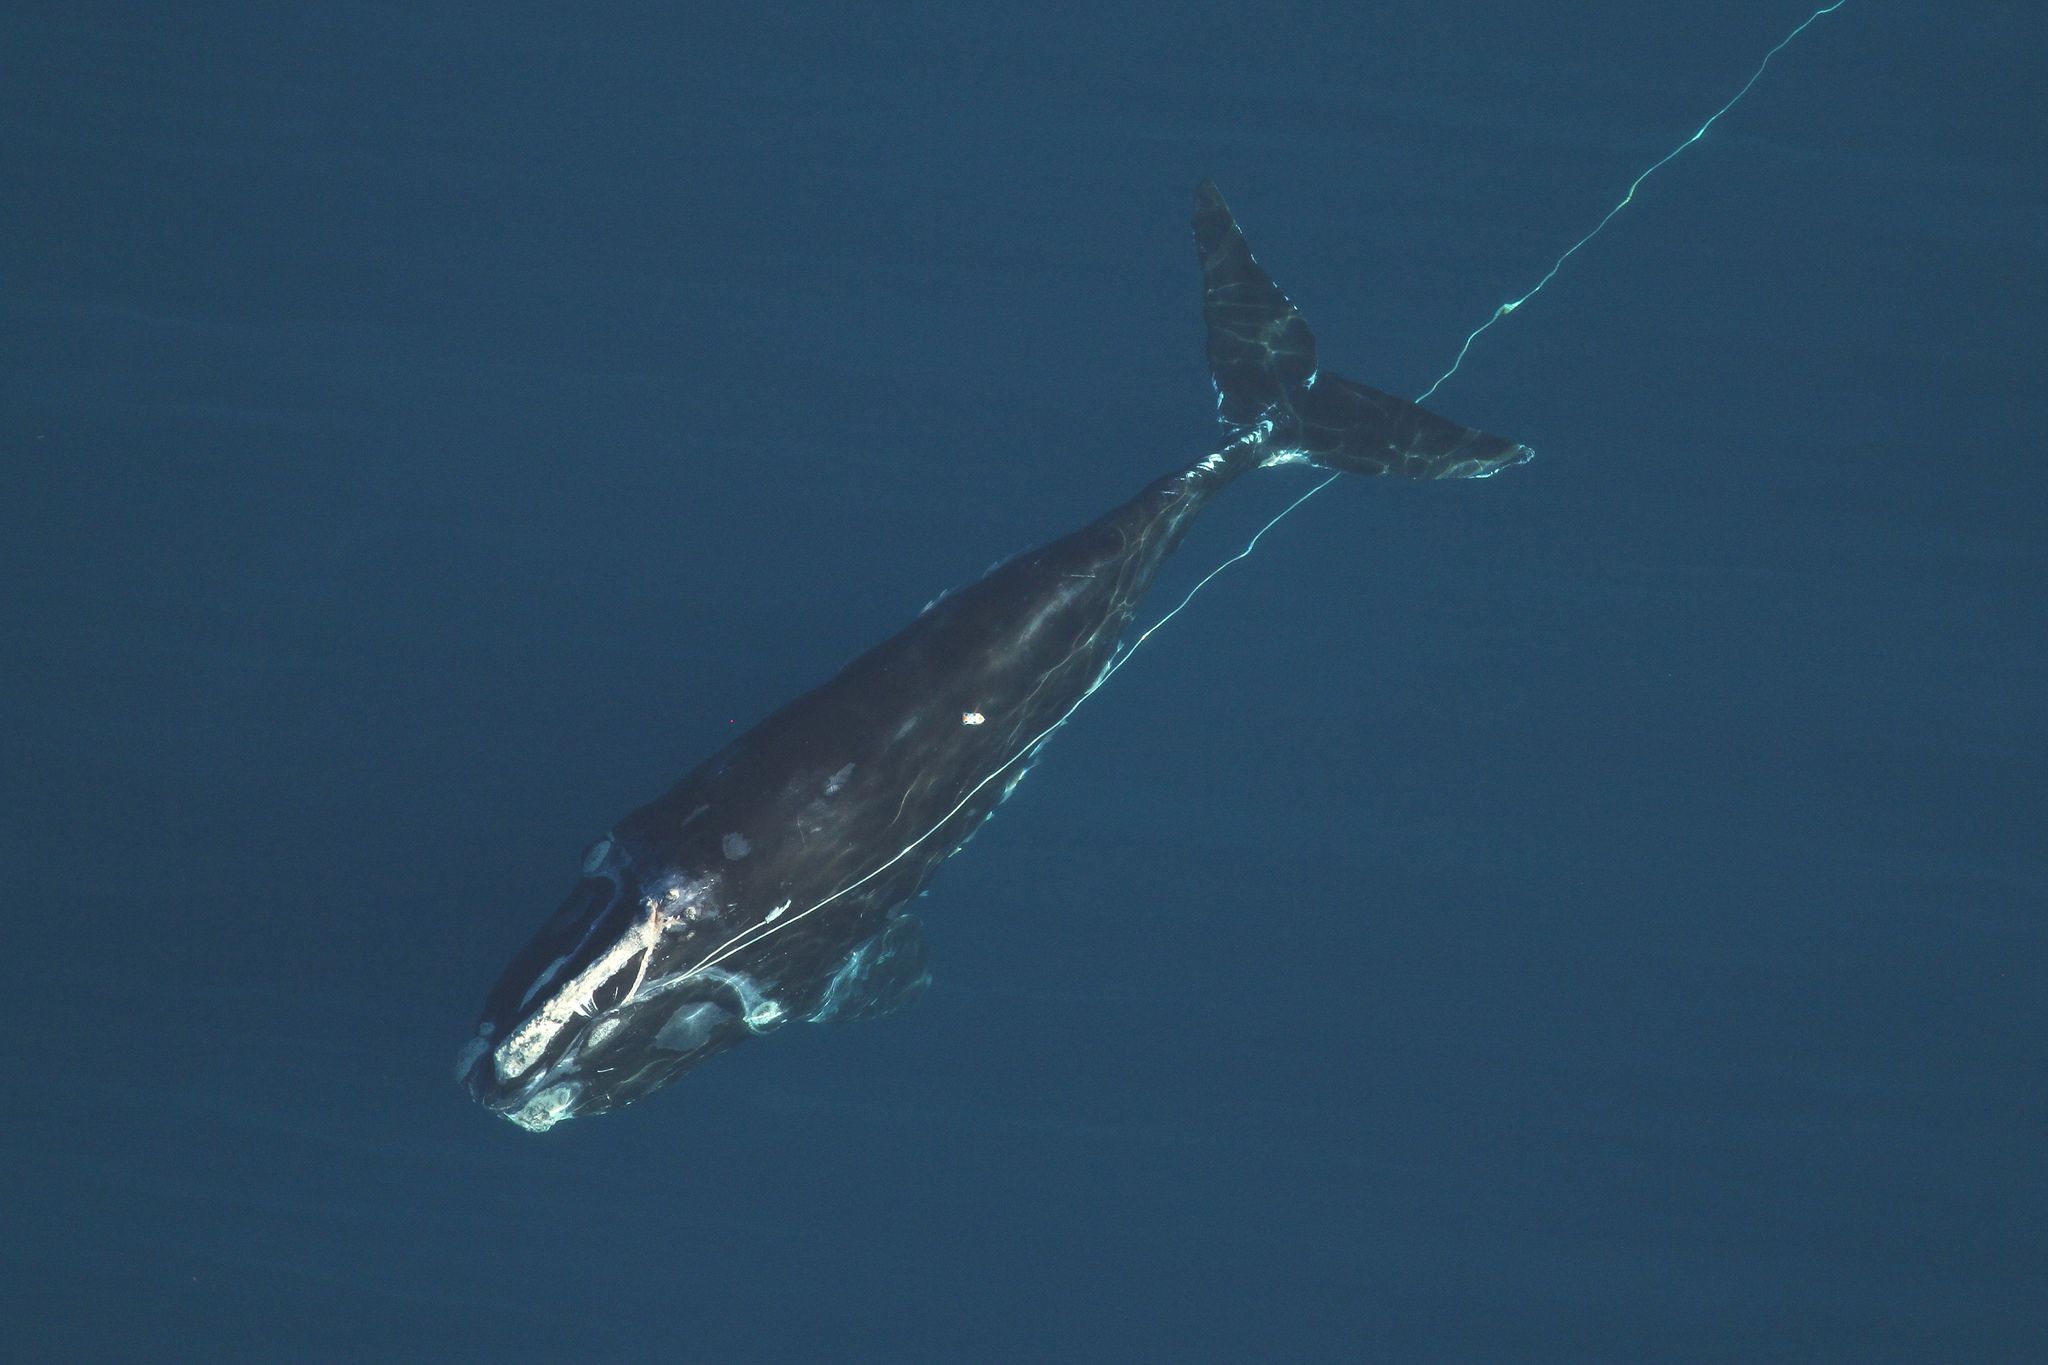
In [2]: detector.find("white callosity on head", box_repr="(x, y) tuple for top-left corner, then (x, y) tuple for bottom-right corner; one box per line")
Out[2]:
(645, 873), (718, 923)
(493, 873), (728, 1085)
(492, 905), (664, 1083)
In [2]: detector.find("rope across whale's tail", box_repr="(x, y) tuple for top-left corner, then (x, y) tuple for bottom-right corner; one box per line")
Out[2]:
(1194, 180), (1533, 481)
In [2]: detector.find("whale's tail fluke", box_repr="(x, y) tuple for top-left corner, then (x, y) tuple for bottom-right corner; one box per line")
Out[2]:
(1193, 180), (1532, 481)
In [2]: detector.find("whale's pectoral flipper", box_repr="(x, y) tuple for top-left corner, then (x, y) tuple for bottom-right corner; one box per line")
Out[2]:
(1194, 180), (1533, 481)
(805, 911), (932, 1023)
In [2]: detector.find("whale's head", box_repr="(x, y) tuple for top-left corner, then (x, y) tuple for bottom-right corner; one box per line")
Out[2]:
(456, 833), (780, 1131)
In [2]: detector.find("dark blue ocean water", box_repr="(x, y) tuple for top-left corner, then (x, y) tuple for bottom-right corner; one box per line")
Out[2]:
(5, 3), (2042, 1360)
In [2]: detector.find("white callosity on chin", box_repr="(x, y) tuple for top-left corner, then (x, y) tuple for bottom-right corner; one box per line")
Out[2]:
(507, 1082), (579, 1133)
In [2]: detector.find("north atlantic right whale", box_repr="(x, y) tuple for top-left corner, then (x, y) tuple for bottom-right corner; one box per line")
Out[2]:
(458, 181), (1532, 1132)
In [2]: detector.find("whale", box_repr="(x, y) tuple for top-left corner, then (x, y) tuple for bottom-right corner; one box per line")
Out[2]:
(458, 181), (1531, 1131)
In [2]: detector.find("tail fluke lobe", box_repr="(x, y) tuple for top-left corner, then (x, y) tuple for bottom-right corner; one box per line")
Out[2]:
(1194, 181), (1320, 428)
(1193, 180), (1532, 481)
